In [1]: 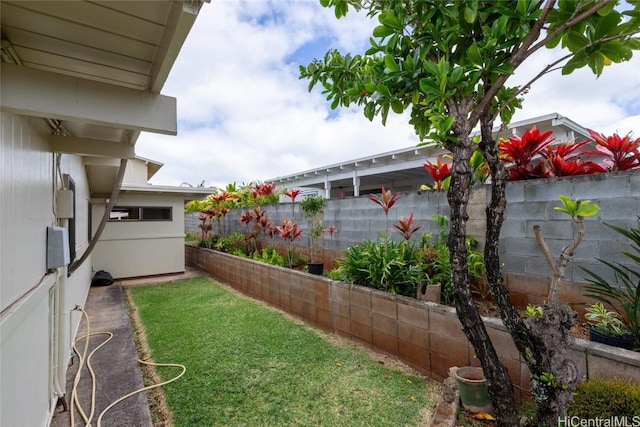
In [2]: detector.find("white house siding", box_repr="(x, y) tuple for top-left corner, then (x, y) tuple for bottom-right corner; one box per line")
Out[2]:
(1, 111), (93, 426)
(123, 159), (151, 184)
(92, 193), (186, 279)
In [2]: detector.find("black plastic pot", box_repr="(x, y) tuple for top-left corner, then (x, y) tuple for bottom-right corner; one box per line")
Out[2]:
(307, 262), (324, 275)
(589, 326), (636, 350)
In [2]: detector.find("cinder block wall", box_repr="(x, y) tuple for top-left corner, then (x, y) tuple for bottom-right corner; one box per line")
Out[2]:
(186, 171), (639, 313)
(186, 244), (640, 401)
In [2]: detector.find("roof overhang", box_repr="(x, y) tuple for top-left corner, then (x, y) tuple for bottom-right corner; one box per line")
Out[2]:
(0, 0), (206, 141)
(0, 0), (207, 195)
(119, 184), (215, 202)
(2, 63), (178, 138)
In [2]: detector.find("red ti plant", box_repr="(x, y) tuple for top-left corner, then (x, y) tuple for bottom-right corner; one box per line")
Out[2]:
(218, 207), (231, 238)
(423, 156), (451, 191)
(369, 186), (401, 232)
(325, 225), (338, 248)
(198, 212), (214, 248)
(239, 207), (269, 254)
(285, 189), (301, 218)
(325, 225), (338, 240)
(499, 125), (554, 180)
(251, 181), (277, 198)
(543, 140), (606, 177)
(275, 219), (303, 268)
(393, 213), (422, 241)
(586, 130), (640, 171)
(285, 189), (301, 202)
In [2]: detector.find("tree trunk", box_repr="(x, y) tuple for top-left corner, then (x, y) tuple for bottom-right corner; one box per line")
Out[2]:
(479, 118), (580, 426)
(447, 143), (519, 427)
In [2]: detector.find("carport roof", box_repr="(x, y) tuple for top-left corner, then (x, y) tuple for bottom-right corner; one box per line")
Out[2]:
(267, 113), (592, 195)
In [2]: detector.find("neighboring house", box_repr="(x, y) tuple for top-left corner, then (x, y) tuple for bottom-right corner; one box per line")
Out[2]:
(90, 156), (213, 279)
(268, 112), (592, 197)
(0, 2), (209, 426)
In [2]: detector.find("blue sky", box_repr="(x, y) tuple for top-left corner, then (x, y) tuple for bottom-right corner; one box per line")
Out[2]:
(136, 0), (640, 189)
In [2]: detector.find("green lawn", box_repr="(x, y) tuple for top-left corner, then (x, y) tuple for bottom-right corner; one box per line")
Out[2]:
(128, 277), (438, 426)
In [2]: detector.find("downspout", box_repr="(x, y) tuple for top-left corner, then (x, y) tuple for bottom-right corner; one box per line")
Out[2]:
(68, 158), (127, 276)
(53, 247), (69, 410)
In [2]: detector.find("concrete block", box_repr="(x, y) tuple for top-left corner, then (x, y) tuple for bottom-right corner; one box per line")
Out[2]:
(350, 287), (372, 309)
(503, 236), (539, 256)
(398, 322), (428, 349)
(586, 344), (640, 383)
(372, 311), (398, 336)
(487, 327), (521, 361)
(398, 340), (429, 371)
(350, 320), (373, 344)
(371, 291), (397, 318)
(505, 181), (526, 203)
(333, 314), (351, 336)
(398, 301), (429, 328)
(572, 175), (631, 199)
(428, 310), (466, 341)
(524, 179), (573, 202)
(372, 329), (399, 356)
(501, 254), (526, 274)
(350, 305), (371, 327)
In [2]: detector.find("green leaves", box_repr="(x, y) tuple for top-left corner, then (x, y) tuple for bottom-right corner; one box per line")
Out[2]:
(302, 0), (640, 150)
(384, 54), (399, 72)
(551, 5), (640, 77)
(554, 195), (600, 219)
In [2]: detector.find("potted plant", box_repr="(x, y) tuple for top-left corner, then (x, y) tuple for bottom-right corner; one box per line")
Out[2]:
(581, 218), (640, 349)
(584, 302), (636, 350)
(451, 366), (493, 415)
(300, 195), (327, 275)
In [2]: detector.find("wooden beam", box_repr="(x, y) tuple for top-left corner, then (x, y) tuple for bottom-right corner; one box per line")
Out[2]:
(0, 63), (177, 135)
(49, 135), (135, 158)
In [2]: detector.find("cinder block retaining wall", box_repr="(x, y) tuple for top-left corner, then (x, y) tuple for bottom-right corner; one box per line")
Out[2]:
(186, 244), (640, 401)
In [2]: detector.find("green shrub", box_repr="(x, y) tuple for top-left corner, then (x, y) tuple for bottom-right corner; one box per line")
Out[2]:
(198, 235), (219, 249)
(185, 233), (199, 242)
(215, 231), (246, 254)
(251, 246), (285, 267)
(335, 238), (424, 297)
(421, 219), (486, 305)
(568, 377), (640, 418)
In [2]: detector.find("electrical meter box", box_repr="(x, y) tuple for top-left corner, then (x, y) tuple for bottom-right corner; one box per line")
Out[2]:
(56, 189), (74, 219)
(47, 226), (70, 269)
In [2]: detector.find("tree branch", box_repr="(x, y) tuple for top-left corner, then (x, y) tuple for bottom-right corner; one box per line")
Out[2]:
(471, 0), (615, 126)
(494, 28), (640, 123)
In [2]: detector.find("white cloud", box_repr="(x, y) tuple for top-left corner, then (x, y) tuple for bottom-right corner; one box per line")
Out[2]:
(137, 0), (640, 189)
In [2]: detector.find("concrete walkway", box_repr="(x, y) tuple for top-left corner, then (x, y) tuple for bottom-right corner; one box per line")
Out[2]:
(50, 268), (206, 427)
